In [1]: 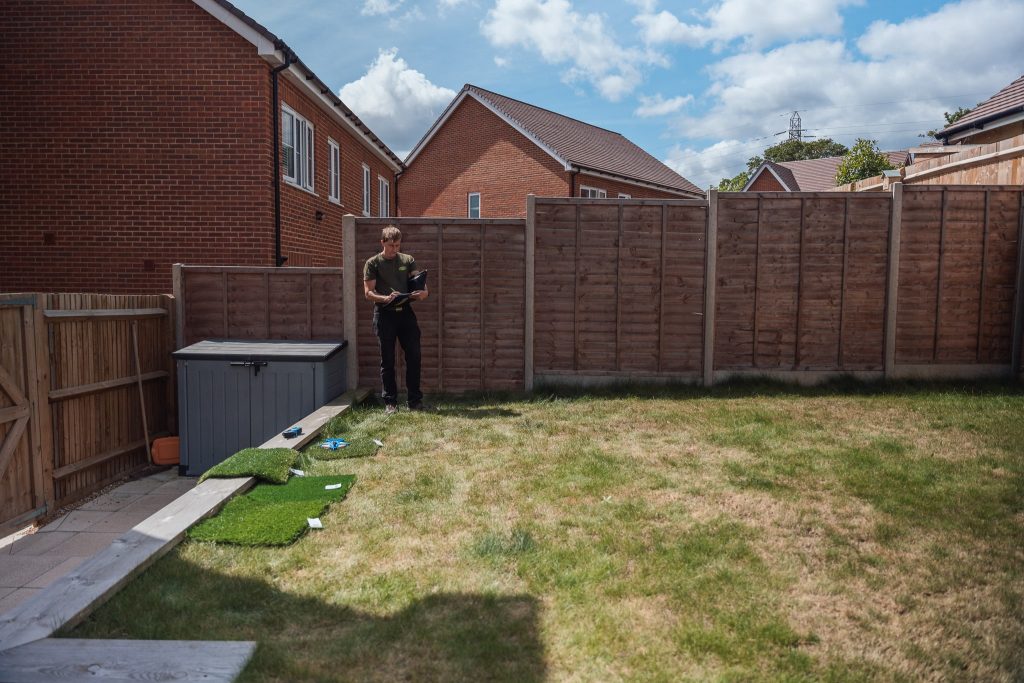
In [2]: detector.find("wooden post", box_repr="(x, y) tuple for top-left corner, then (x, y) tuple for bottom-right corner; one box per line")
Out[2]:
(932, 189), (948, 362)
(342, 214), (359, 392)
(657, 203), (667, 373)
(161, 295), (178, 436)
(752, 197), (762, 368)
(1011, 191), (1024, 375)
(614, 202), (623, 372)
(794, 197), (806, 369)
(703, 190), (718, 386)
(838, 197), (851, 370)
(573, 202), (582, 372)
(884, 183), (903, 378)
(437, 223), (445, 393)
(976, 189), (990, 362)
(131, 321), (152, 465)
(525, 195), (536, 392)
(31, 293), (55, 510)
(479, 224), (486, 391)
(171, 264), (184, 349)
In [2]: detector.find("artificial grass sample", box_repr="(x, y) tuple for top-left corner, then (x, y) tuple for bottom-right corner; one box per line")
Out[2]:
(314, 438), (381, 460)
(198, 447), (298, 484)
(189, 475), (356, 546)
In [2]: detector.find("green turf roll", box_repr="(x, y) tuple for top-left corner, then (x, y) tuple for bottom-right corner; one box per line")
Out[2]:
(198, 447), (299, 484)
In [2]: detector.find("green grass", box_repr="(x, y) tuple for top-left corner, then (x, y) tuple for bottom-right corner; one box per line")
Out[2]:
(198, 447), (298, 484)
(188, 476), (355, 546)
(70, 381), (1024, 681)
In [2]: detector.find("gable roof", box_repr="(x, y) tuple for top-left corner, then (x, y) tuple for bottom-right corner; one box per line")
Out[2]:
(743, 151), (910, 192)
(193, 0), (403, 171)
(406, 84), (703, 197)
(937, 74), (1024, 142)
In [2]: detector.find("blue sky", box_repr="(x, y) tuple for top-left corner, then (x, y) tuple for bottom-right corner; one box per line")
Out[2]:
(229, 0), (1024, 188)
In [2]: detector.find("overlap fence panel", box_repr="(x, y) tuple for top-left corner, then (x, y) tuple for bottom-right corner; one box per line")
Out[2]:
(896, 187), (1023, 365)
(714, 193), (892, 373)
(533, 198), (707, 381)
(349, 218), (526, 395)
(174, 265), (344, 348)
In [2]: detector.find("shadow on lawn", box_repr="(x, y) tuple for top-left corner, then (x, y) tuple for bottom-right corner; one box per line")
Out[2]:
(67, 554), (546, 683)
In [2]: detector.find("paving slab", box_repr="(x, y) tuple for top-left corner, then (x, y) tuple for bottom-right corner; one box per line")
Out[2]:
(8, 532), (77, 557)
(0, 557), (65, 590)
(0, 589), (41, 614)
(77, 492), (144, 513)
(25, 557), (88, 589)
(42, 532), (123, 558)
(44, 510), (114, 533)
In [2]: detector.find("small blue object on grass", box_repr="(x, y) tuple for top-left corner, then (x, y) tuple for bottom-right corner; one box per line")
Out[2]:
(321, 438), (348, 450)
(282, 426), (302, 439)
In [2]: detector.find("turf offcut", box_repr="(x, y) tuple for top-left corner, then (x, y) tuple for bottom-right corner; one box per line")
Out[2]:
(189, 475), (356, 546)
(198, 447), (298, 484)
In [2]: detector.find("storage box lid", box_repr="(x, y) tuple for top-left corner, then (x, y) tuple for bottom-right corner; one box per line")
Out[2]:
(172, 339), (347, 362)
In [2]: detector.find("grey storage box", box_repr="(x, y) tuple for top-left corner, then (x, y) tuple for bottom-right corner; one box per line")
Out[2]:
(173, 340), (347, 476)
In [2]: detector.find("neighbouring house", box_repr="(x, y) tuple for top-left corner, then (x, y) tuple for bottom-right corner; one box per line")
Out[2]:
(1, 0), (402, 294)
(399, 84), (703, 218)
(742, 151), (910, 192)
(935, 73), (1024, 146)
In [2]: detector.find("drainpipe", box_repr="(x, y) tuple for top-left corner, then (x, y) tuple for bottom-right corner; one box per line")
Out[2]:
(570, 169), (578, 198)
(271, 46), (297, 267)
(394, 170), (401, 217)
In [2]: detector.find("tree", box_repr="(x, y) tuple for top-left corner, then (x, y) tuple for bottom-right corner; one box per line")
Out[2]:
(834, 138), (895, 185)
(718, 138), (848, 190)
(921, 106), (974, 138)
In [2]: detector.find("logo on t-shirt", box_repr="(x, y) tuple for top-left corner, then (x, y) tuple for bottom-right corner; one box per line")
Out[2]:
(398, 266), (407, 271)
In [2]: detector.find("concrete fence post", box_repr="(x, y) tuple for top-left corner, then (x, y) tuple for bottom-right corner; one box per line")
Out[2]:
(342, 214), (359, 392)
(884, 183), (903, 378)
(525, 194), (536, 393)
(703, 189), (718, 386)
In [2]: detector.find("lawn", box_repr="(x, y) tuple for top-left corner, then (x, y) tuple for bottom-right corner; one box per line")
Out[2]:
(69, 380), (1024, 682)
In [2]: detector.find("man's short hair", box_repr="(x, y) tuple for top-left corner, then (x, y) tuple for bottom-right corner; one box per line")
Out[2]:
(381, 226), (402, 242)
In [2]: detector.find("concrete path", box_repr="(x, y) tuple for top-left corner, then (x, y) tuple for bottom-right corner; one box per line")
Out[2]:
(0, 469), (194, 614)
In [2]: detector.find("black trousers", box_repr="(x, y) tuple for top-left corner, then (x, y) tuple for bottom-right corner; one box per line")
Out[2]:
(373, 307), (422, 406)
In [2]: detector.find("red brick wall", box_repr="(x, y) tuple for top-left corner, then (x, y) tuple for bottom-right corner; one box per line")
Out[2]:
(746, 170), (787, 191)
(0, 0), (397, 292)
(399, 96), (569, 218)
(575, 173), (689, 200)
(277, 78), (396, 268)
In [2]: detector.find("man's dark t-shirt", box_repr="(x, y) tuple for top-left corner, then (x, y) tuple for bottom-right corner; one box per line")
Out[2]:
(363, 252), (417, 310)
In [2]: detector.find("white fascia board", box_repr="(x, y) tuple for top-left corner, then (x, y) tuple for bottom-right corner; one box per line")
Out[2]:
(740, 164), (793, 192)
(944, 110), (1024, 144)
(576, 166), (703, 198)
(281, 68), (401, 173)
(192, 0), (277, 58)
(405, 90), (572, 171)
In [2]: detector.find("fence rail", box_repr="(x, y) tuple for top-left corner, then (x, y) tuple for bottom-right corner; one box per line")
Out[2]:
(0, 293), (176, 531)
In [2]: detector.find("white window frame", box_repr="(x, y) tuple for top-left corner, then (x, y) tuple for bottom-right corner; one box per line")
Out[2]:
(378, 176), (390, 217)
(618, 193), (631, 199)
(580, 185), (607, 198)
(468, 192), (481, 219)
(362, 164), (371, 216)
(328, 139), (340, 204)
(281, 103), (314, 192)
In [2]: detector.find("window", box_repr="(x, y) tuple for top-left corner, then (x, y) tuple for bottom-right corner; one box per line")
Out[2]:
(362, 164), (371, 216)
(580, 186), (606, 198)
(468, 192), (481, 218)
(281, 104), (313, 191)
(618, 193), (631, 199)
(378, 176), (390, 217)
(328, 139), (340, 203)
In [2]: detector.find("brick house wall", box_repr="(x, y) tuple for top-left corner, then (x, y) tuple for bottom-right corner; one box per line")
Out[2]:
(399, 96), (568, 218)
(0, 0), (396, 293)
(745, 170), (787, 191)
(399, 97), (690, 219)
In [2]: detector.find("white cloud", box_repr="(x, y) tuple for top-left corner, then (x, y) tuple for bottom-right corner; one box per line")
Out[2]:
(388, 5), (426, 29)
(339, 48), (456, 154)
(634, 0), (863, 50)
(664, 139), (770, 191)
(361, 0), (403, 15)
(494, 56), (509, 67)
(634, 93), (693, 117)
(480, 0), (664, 100)
(665, 0), (1024, 188)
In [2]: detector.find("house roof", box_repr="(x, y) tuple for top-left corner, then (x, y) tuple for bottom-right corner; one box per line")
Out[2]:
(743, 151), (909, 192)
(937, 73), (1024, 142)
(406, 84), (703, 197)
(193, 0), (403, 171)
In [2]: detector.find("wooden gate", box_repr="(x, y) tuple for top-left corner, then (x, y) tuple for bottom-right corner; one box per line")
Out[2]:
(0, 294), (51, 533)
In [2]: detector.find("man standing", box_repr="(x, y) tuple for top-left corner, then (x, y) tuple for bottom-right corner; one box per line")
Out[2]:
(363, 225), (428, 413)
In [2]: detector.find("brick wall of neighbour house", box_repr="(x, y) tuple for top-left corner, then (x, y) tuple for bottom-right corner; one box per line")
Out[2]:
(574, 173), (691, 200)
(745, 170), (787, 191)
(398, 96), (570, 218)
(277, 78), (396, 268)
(0, 0), (275, 294)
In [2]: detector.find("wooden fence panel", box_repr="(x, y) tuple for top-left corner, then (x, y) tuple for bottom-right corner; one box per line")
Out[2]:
(351, 218), (526, 395)
(841, 198), (890, 369)
(755, 197), (802, 368)
(533, 202), (578, 373)
(715, 196), (759, 369)
(983, 191), (1023, 363)
(175, 266), (343, 347)
(660, 204), (707, 373)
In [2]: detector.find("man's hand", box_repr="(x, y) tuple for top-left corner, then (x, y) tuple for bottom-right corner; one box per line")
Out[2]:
(410, 290), (428, 301)
(383, 291), (399, 304)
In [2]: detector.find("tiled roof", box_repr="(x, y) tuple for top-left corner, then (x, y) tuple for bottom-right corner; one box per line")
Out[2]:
(763, 151), (909, 191)
(939, 74), (1024, 140)
(205, 0), (403, 168)
(464, 85), (703, 196)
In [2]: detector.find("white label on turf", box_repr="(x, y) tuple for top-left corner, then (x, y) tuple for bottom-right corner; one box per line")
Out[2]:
(325, 483), (343, 490)
(307, 518), (323, 529)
